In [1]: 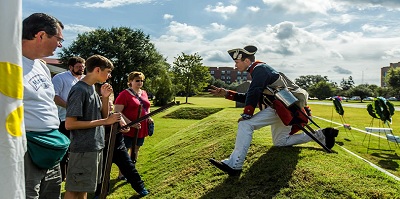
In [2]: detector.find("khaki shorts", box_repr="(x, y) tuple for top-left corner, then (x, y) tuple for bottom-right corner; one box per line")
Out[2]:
(65, 150), (103, 192)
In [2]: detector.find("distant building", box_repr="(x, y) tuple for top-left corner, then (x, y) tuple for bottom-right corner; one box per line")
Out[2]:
(208, 66), (251, 84)
(41, 57), (67, 77)
(381, 62), (400, 87)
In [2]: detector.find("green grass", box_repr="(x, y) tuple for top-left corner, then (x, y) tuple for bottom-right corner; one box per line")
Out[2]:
(66, 97), (400, 198)
(164, 107), (223, 120)
(308, 103), (400, 177)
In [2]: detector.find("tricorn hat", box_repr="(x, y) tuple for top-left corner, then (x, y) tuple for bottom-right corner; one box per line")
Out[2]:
(227, 45), (257, 60)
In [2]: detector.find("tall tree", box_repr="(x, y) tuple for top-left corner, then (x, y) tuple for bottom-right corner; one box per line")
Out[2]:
(337, 76), (355, 96)
(308, 81), (335, 100)
(385, 67), (400, 97)
(295, 75), (329, 91)
(171, 53), (211, 103)
(58, 27), (172, 104)
(348, 84), (375, 102)
(340, 76), (355, 91)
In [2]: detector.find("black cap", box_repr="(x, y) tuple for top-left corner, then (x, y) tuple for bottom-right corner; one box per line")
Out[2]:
(227, 45), (257, 60)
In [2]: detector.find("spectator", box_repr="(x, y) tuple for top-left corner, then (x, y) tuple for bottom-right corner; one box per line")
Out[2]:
(52, 56), (85, 181)
(22, 12), (68, 199)
(114, 71), (153, 180)
(64, 55), (120, 199)
(93, 100), (149, 198)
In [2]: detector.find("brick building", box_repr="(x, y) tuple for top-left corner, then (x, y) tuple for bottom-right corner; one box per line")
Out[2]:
(208, 66), (251, 84)
(381, 62), (400, 87)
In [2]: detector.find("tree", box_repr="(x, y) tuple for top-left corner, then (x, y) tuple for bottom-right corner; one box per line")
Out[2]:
(171, 53), (211, 103)
(348, 84), (375, 102)
(295, 75), (329, 91)
(375, 86), (391, 98)
(385, 67), (400, 97)
(308, 81), (335, 100)
(58, 27), (172, 105)
(340, 76), (355, 91)
(208, 77), (227, 89)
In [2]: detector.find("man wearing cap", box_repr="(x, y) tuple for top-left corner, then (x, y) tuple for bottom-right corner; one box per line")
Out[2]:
(208, 45), (338, 176)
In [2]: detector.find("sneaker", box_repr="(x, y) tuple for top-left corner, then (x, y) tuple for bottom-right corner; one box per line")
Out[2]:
(138, 188), (149, 197)
(209, 158), (242, 176)
(322, 127), (339, 149)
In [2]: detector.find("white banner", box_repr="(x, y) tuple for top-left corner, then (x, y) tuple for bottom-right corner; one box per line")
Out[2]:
(0, 0), (26, 198)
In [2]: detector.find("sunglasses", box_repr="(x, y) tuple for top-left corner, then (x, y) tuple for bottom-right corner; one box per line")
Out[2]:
(135, 80), (145, 82)
(53, 35), (64, 44)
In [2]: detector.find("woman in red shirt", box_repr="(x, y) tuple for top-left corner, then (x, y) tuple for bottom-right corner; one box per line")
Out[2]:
(114, 71), (153, 167)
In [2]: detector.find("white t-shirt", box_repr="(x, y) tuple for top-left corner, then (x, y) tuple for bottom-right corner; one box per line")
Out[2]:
(23, 56), (60, 131)
(52, 71), (84, 121)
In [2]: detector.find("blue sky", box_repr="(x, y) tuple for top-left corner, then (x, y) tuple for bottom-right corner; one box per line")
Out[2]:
(23, 0), (400, 85)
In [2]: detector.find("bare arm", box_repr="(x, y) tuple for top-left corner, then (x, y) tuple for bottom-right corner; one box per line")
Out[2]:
(101, 96), (110, 118)
(65, 113), (121, 130)
(114, 104), (130, 122)
(54, 95), (67, 108)
(114, 104), (140, 129)
(100, 83), (113, 118)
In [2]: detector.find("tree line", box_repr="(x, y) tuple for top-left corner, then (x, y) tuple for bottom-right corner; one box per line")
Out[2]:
(58, 26), (400, 104)
(58, 27), (212, 105)
(294, 74), (400, 102)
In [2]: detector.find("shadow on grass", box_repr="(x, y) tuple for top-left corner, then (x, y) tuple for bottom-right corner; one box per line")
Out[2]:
(200, 146), (304, 199)
(370, 152), (400, 170)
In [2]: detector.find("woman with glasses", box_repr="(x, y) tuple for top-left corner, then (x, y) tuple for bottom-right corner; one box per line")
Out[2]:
(114, 71), (153, 179)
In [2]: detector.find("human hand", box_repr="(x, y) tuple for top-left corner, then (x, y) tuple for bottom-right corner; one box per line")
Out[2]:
(101, 83), (113, 98)
(119, 117), (130, 133)
(132, 123), (141, 130)
(106, 112), (121, 125)
(208, 85), (227, 97)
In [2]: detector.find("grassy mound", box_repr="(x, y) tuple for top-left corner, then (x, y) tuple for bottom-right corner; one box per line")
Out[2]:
(67, 97), (400, 198)
(163, 107), (223, 120)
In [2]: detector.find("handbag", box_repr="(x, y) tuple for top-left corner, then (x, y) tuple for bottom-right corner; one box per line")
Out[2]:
(148, 122), (155, 136)
(26, 129), (70, 169)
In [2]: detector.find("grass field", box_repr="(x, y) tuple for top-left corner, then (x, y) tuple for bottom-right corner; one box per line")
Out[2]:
(68, 96), (400, 198)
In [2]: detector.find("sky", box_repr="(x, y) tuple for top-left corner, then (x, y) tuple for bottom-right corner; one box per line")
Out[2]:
(22, 0), (400, 86)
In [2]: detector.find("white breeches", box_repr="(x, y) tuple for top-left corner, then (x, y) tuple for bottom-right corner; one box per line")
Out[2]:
(222, 106), (316, 170)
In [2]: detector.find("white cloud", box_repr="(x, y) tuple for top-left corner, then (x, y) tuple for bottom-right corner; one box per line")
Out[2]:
(361, 24), (388, 33)
(260, 21), (325, 56)
(64, 24), (95, 34)
(337, 0), (400, 9)
(330, 14), (356, 24)
(205, 2), (237, 19)
(337, 31), (363, 43)
(163, 14), (174, 20)
(163, 21), (204, 42)
(210, 23), (226, 31)
(247, 6), (260, 12)
(75, 0), (152, 8)
(262, 0), (334, 15)
(382, 47), (400, 59)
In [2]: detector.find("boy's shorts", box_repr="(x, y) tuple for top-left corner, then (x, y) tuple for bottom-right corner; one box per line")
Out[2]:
(123, 136), (145, 148)
(65, 150), (103, 192)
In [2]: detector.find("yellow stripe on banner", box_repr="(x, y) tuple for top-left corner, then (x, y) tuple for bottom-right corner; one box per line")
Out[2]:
(6, 106), (23, 137)
(0, 62), (23, 99)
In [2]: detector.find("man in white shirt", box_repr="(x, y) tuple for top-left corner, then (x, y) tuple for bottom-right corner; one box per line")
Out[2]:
(22, 12), (66, 199)
(52, 56), (85, 180)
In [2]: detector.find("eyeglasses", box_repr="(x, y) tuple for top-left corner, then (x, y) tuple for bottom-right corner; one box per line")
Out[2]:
(135, 80), (145, 82)
(53, 35), (64, 44)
